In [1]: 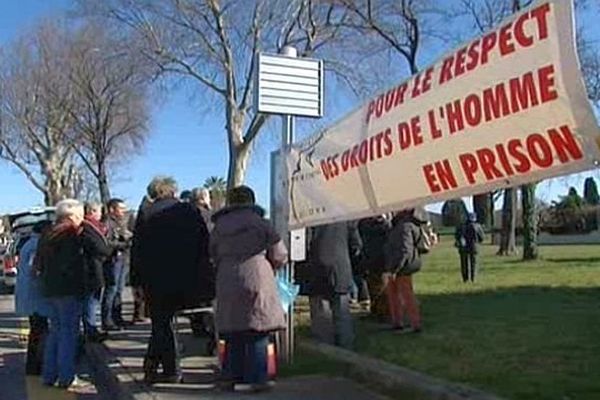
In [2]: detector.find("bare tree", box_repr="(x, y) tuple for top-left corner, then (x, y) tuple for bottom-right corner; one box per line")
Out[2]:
(497, 188), (517, 255)
(66, 24), (150, 205)
(336, 0), (422, 75)
(77, 0), (353, 189)
(335, 0), (451, 78)
(579, 34), (600, 106)
(0, 22), (80, 205)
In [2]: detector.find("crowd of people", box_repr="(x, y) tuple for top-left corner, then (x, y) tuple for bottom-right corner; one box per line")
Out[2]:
(304, 208), (437, 350)
(13, 173), (484, 394)
(13, 176), (289, 393)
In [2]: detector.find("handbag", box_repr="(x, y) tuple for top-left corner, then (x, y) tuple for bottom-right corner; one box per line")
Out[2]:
(276, 273), (300, 312)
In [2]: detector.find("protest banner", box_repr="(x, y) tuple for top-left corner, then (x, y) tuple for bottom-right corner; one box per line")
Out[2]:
(285, 0), (600, 229)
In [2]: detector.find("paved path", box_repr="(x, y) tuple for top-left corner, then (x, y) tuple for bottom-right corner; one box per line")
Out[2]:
(99, 289), (390, 400)
(0, 284), (109, 400)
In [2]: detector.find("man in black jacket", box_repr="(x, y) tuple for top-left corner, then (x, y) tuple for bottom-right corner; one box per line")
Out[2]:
(82, 203), (112, 342)
(308, 222), (362, 349)
(455, 213), (485, 282)
(102, 198), (133, 330)
(136, 176), (212, 384)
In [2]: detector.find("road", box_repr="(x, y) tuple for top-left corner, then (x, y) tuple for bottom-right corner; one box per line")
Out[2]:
(0, 284), (108, 400)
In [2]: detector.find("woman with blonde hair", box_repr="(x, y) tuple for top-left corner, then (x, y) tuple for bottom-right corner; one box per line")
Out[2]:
(38, 199), (87, 389)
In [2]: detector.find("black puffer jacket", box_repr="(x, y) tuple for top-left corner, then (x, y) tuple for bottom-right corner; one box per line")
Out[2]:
(129, 196), (153, 287)
(137, 198), (213, 308)
(38, 222), (86, 298)
(357, 216), (391, 274)
(81, 220), (112, 293)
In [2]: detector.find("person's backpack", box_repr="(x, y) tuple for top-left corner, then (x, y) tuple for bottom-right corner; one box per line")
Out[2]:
(465, 223), (478, 247)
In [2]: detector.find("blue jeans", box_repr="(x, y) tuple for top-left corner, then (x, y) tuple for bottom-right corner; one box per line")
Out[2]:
(223, 333), (269, 384)
(83, 290), (101, 334)
(102, 258), (127, 326)
(42, 296), (82, 386)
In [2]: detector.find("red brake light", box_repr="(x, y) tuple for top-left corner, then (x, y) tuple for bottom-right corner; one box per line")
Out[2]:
(4, 256), (17, 271)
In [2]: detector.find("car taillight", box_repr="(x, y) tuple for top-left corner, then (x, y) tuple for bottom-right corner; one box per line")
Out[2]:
(4, 256), (17, 271)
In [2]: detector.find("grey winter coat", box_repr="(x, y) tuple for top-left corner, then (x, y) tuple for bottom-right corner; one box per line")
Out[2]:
(384, 209), (428, 275)
(210, 205), (287, 334)
(308, 222), (362, 296)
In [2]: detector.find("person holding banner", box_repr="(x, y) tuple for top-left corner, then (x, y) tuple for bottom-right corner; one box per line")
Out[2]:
(383, 208), (428, 333)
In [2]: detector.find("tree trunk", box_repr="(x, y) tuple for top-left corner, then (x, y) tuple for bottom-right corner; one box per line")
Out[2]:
(227, 142), (251, 191)
(44, 169), (64, 206)
(521, 183), (538, 260)
(497, 188), (517, 255)
(97, 163), (111, 206)
(473, 193), (491, 228)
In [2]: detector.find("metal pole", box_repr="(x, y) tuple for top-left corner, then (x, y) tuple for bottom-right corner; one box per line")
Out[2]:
(280, 45), (297, 364)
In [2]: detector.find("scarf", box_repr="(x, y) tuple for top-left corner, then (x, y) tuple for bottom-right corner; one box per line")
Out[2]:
(85, 216), (108, 236)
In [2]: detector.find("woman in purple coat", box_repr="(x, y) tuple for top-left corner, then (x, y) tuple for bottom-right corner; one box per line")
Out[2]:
(210, 186), (287, 393)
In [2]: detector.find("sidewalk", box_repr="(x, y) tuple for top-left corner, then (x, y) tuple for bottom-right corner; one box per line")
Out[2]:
(0, 286), (107, 400)
(89, 290), (389, 400)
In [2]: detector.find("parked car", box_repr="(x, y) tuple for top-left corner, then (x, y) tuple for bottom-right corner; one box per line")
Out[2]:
(2, 208), (55, 290)
(0, 244), (7, 281)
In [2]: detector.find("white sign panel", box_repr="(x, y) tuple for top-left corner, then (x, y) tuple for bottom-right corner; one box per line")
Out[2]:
(285, 0), (600, 229)
(290, 228), (306, 261)
(256, 53), (323, 117)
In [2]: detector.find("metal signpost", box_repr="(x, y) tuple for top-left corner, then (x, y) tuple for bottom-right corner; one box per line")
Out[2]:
(258, 46), (323, 363)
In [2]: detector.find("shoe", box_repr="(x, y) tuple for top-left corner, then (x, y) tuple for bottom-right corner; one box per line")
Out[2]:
(160, 373), (184, 384)
(103, 324), (121, 332)
(397, 326), (422, 334)
(86, 331), (108, 343)
(143, 358), (159, 384)
(116, 320), (133, 327)
(144, 372), (158, 384)
(60, 377), (95, 393)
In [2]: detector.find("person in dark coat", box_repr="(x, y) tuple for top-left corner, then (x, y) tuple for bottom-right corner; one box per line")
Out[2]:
(37, 200), (86, 389)
(308, 221), (362, 349)
(383, 208), (428, 333)
(188, 187), (215, 339)
(102, 198), (133, 330)
(455, 213), (485, 282)
(359, 215), (392, 317)
(137, 176), (212, 384)
(81, 202), (112, 342)
(130, 189), (156, 324)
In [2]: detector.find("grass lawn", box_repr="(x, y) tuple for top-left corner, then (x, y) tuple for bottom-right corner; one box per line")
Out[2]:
(351, 239), (600, 399)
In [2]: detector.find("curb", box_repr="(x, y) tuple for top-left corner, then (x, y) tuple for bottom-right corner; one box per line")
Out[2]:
(86, 342), (157, 400)
(299, 340), (505, 400)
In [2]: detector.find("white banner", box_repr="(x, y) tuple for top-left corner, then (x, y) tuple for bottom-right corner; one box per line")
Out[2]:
(285, 0), (600, 229)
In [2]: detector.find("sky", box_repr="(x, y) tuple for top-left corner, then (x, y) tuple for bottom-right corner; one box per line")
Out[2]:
(0, 0), (599, 215)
